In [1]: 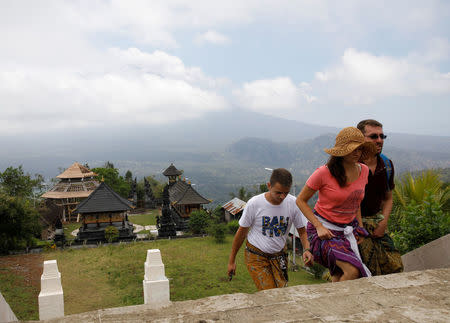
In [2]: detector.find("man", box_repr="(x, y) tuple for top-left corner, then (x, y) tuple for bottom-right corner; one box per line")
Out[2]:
(357, 119), (403, 275)
(227, 168), (313, 290)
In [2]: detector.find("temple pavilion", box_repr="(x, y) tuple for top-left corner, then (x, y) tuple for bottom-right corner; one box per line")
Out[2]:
(74, 181), (136, 242)
(42, 162), (100, 222)
(162, 163), (210, 230)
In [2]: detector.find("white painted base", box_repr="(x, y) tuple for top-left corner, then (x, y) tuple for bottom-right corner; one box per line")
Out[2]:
(144, 263), (166, 281)
(39, 260), (64, 320)
(38, 290), (64, 320)
(143, 278), (170, 306)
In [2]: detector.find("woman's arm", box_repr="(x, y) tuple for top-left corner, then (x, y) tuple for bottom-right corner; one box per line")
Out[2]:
(296, 185), (335, 240)
(356, 207), (363, 227)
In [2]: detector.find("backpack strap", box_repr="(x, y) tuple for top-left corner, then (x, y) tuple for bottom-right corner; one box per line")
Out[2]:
(379, 153), (392, 191)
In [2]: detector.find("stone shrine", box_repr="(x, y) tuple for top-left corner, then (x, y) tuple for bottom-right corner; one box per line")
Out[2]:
(144, 177), (157, 209)
(74, 181), (136, 242)
(157, 186), (177, 237)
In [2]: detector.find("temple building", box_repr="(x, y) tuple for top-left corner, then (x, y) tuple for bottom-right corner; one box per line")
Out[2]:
(74, 181), (136, 242)
(41, 162), (100, 222)
(162, 163), (210, 231)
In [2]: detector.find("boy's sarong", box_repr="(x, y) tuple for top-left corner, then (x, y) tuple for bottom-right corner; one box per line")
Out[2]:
(245, 242), (287, 290)
(359, 215), (403, 275)
(307, 213), (370, 278)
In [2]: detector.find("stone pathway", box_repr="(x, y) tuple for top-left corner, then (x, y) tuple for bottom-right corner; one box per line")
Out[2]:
(133, 224), (158, 239)
(37, 268), (450, 322)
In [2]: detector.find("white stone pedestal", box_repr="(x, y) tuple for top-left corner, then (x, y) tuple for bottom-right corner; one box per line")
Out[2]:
(143, 249), (170, 306)
(38, 260), (64, 320)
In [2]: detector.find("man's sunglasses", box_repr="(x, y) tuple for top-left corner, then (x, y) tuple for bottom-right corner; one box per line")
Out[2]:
(366, 134), (387, 140)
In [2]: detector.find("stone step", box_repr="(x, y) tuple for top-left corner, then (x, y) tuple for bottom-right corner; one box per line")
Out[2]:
(36, 268), (450, 322)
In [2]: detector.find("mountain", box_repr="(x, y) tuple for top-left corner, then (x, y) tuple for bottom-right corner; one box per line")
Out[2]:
(1, 109), (449, 206)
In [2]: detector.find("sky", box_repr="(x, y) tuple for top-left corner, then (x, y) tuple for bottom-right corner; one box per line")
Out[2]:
(1, 0), (449, 137)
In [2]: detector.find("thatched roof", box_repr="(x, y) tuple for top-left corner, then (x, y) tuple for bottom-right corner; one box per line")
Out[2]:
(41, 179), (99, 199)
(57, 162), (96, 179)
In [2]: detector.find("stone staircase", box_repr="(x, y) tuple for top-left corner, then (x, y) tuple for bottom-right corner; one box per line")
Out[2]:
(35, 267), (449, 322)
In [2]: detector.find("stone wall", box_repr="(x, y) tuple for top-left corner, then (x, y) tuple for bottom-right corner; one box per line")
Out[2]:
(402, 234), (450, 272)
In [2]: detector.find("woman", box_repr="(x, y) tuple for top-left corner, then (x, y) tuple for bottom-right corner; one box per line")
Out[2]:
(296, 127), (376, 282)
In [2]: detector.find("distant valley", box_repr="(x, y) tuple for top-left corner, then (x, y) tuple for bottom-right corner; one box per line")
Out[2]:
(1, 109), (449, 206)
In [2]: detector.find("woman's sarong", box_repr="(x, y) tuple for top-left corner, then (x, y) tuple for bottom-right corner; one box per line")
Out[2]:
(245, 242), (287, 290)
(358, 215), (403, 275)
(307, 213), (370, 278)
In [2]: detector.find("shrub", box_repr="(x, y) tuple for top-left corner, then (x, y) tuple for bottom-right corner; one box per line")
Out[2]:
(104, 226), (119, 243)
(208, 222), (227, 243)
(227, 220), (240, 234)
(188, 210), (210, 234)
(393, 192), (450, 254)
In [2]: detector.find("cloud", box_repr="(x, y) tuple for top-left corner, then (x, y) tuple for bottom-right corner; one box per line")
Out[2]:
(313, 48), (450, 104)
(195, 30), (231, 45)
(233, 77), (316, 114)
(0, 49), (228, 135)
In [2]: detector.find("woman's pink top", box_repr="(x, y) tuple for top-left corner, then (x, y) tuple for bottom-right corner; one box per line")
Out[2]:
(305, 163), (369, 224)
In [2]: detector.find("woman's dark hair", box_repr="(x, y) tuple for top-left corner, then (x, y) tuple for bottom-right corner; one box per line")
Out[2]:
(327, 156), (346, 187)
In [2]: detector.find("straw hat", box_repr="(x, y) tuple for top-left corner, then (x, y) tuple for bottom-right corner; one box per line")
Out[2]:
(324, 127), (377, 157)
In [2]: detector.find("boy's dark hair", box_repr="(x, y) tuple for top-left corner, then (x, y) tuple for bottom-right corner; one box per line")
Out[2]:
(357, 119), (383, 133)
(270, 168), (292, 187)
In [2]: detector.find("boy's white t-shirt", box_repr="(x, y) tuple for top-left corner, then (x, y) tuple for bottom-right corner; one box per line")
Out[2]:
(239, 193), (306, 254)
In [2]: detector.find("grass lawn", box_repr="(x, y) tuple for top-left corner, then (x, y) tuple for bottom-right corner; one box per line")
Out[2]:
(63, 222), (82, 241)
(2, 235), (324, 319)
(45, 235), (323, 316)
(129, 210), (158, 226)
(0, 254), (43, 321)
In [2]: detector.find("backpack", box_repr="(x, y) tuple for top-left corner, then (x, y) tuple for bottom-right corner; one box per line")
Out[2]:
(380, 153), (392, 191)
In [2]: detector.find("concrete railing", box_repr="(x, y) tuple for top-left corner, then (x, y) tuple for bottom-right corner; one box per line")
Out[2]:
(143, 249), (170, 306)
(38, 260), (64, 320)
(0, 291), (18, 322)
(37, 249), (170, 320)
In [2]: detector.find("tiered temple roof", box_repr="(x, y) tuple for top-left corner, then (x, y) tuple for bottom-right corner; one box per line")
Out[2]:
(163, 163), (182, 177)
(168, 180), (210, 206)
(75, 182), (134, 214)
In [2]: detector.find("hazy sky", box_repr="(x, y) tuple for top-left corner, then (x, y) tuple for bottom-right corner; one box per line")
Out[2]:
(1, 0), (449, 136)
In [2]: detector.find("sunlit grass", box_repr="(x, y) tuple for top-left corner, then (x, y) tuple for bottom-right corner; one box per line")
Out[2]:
(43, 236), (323, 315)
(1, 235), (324, 319)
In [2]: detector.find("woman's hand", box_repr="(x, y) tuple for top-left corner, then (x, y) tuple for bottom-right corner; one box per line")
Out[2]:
(356, 235), (365, 245)
(303, 250), (314, 266)
(316, 224), (335, 240)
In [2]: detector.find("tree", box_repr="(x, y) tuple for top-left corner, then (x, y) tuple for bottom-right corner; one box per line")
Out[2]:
(229, 183), (268, 202)
(103, 161), (115, 169)
(0, 193), (41, 253)
(0, 165), (43, 199)
(229, 186), (252, 202)
(145, 175), (165, 198)
(91, 167), (131, 198)
(125, 170), (133, 183)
